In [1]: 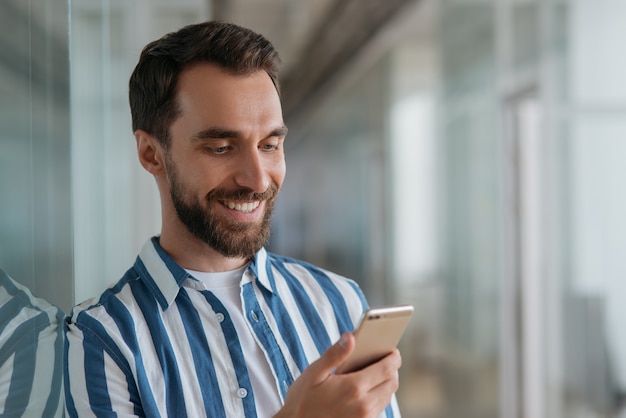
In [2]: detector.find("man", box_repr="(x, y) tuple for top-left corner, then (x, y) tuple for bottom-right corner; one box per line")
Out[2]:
(0, 268), (64, 417)
(64, 21), (402, 417)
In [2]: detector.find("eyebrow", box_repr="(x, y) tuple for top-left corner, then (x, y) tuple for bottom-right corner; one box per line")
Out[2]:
(191, 125), (288, 142)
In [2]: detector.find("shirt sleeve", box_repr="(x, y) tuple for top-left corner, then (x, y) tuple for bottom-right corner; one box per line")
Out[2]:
(64, 317), (143, 418)
(0, 275), (65, 418)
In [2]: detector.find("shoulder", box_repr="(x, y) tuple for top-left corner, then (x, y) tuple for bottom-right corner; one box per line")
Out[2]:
(67, 266), (142, 327)
(0, 269), (63, 357)
(0, 269), (63, 329)
(264, 252), (368, 315)
(267, 252), (361, 287)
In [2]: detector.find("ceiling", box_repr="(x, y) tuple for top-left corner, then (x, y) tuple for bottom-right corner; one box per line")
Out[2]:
(0, 0), (421, 126)
(213, 0), (420, 122)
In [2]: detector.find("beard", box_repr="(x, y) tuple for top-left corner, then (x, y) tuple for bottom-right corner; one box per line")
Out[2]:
(166, 156), (278, 259)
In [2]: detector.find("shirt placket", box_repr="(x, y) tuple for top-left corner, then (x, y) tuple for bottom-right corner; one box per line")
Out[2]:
(240, 274), (294, 401)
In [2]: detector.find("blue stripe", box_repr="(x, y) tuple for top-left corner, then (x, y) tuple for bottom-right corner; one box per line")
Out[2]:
(347, 280), (368, 311)
(273, 256), (359, 333)
(133, 257), (171, 310)
(200, 290), (258, 418)
(129, 281), (188, 417)
(150, 237), (189, 281)
(67, 315), (146, 418)
(65, 241), (389, 417)
(42, 319), (64, 417)
(0, 310), (50, 364)
(242, 283), (295, 399)
(64, 318), (78, 418)
(176, 289), (227, 418)
(2, 314), (41, 416)
(75, 297), (154, 416)
(254, 271), (309, 374)
(0, 292), (31, 335)
(72, 310), (138, 415)
(81, 320), (113, 415)
(271, 262), (331, 355)
(0, 274), (65, 415)
(0, 269), (21, 294)
(101, 295), (153, 416)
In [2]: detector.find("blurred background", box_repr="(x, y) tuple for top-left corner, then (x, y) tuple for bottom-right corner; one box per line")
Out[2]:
(2, 0), (626, 417)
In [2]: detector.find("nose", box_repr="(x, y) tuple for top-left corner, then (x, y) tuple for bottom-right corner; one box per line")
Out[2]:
(233, 148), (272, 193)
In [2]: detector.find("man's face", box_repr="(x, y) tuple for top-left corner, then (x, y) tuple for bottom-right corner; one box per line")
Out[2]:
(164, 63), (287, 258)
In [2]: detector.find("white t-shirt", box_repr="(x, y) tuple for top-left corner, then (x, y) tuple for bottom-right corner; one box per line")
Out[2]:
(186, 266), (283, 416)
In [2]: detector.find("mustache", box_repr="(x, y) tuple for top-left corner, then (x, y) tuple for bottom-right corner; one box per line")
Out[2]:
(205, 184), (279, 202)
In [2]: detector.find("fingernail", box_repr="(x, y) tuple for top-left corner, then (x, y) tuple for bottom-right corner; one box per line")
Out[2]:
(338, 333), (349, 348)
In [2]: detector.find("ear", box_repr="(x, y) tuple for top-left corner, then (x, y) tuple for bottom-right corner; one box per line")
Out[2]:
(135, 130), (166, 176)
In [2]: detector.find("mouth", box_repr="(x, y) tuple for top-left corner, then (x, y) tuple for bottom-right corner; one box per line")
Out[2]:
(221, 200), (261, 213)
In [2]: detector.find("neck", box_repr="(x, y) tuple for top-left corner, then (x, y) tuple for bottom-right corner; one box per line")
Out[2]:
(159, 223), (250, 273)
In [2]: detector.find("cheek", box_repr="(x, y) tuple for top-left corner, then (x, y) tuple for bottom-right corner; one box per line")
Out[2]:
(185, 160), (224, 190)
(272, 158), (287, 187)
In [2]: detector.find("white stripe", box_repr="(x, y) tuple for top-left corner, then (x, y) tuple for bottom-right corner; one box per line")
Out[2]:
(323, 270), (365, 325)
(284, 262), (362, 334)
(28, 320), (62, 416)
(104, 350), (132, 416)
(0, 286), (10, 307)
(83, 296), (166, 416)
(113, 300), (168, 417)
(0, 352), (14, 414)
(141, 240), (181, 305)
(65, 239), (401, 417)
(252, 278), (302, 380)
(270, 264), (321, 361)
(188, 289), (246, 416)
(163, 300), (207, 417)
(66, 327), (97, 418)
(2, 305), (41, 339)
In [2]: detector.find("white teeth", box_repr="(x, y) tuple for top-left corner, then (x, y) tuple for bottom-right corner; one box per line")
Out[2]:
(224, 201), (260, 213)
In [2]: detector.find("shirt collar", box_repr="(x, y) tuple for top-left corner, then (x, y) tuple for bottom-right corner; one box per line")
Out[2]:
(134, 237), (274, 311)
(248, 246), (273, 294)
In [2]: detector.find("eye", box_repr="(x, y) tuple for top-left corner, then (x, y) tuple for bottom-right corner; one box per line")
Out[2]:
(205, 145), (231, 155)
(213, 146), (229, 154)
(260, 138), (283, 152)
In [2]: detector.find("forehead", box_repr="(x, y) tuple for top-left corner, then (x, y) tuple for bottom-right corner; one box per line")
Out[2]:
(174, 62), (283, 126)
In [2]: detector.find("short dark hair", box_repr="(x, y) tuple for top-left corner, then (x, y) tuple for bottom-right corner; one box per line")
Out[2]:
(129, 21), (281, 147)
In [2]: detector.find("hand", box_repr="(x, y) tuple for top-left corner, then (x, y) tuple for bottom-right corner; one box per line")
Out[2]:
(274, 333), (401, 418)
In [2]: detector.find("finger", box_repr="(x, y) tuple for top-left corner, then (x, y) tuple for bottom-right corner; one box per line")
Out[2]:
(307, 333), (355, 382)
(363, 373), (400, 415)
(352, 349), (402, 390)
(369, 368), (400, 393)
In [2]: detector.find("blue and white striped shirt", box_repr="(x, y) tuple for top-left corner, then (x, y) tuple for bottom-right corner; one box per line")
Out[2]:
(64, 237), (400, 417)
(0, 268), (65, 417)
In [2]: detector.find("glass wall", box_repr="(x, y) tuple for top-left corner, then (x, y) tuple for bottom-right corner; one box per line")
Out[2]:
(0, 1), (70, 416)
(0, 0), (72, 312)
(70, 0), (210, 303)
(561, 2), (626, 417)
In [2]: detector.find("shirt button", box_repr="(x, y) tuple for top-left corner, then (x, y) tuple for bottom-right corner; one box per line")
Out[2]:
(250, 311), (259, 322)
(216, 313), (225, 322)
(237, 388), (248, 398)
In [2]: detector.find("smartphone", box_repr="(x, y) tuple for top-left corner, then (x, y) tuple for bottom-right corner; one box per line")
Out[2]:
(336, 304), (414, 374)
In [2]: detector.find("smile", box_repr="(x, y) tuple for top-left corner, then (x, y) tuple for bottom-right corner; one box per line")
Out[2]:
(222, 200), (261, 213)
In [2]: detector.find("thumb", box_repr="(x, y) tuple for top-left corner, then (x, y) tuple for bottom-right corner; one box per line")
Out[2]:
(308, 333), (355, 382)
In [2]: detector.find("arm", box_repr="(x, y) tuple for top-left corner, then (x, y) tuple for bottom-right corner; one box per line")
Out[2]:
(275, 333), (401, 418)
(0, 313), (64, 417)
(0, 270), (65, 418)
(65, 321), (143, 418)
